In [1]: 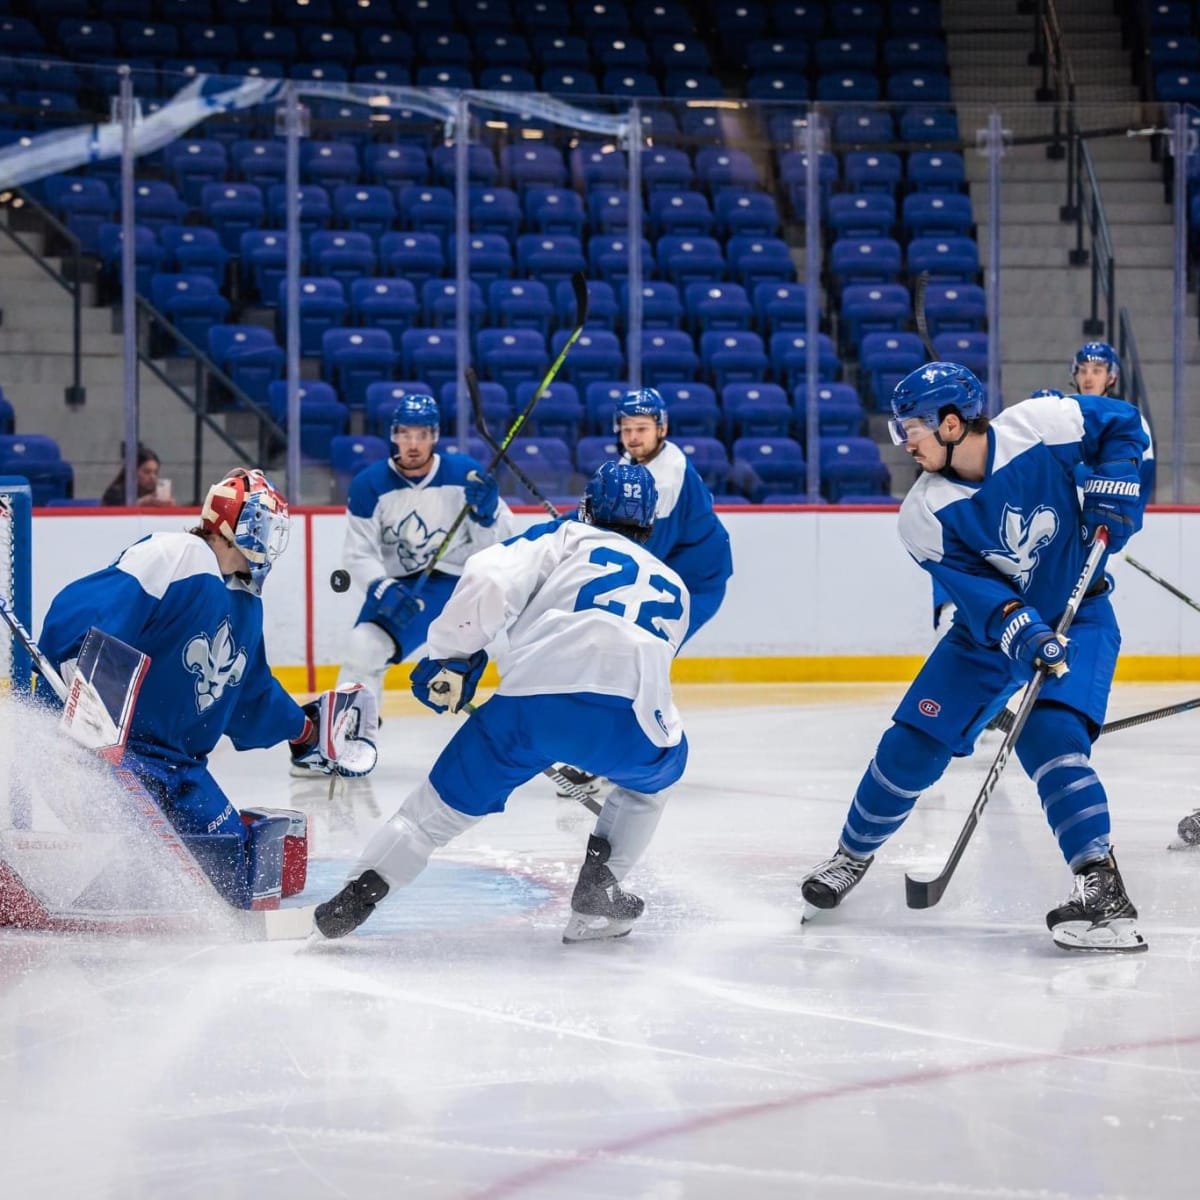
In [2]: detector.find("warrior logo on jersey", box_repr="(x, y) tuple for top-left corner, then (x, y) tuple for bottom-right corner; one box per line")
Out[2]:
(381, 510), (446, 574)
(982, 504), (1060, 591)
(182, 618), (248, 713)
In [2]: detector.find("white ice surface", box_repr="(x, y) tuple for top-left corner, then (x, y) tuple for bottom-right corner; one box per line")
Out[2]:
(2, 682), (1199, 1199)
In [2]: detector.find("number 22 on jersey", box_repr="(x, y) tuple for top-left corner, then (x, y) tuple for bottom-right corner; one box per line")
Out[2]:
(573, 547), (683, 642)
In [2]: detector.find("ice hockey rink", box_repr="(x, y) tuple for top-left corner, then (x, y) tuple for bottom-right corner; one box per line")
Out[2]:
(2, 680), (1199, 1199)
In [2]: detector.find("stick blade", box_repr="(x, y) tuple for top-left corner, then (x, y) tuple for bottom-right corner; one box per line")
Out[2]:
(904, 871), (945, 909)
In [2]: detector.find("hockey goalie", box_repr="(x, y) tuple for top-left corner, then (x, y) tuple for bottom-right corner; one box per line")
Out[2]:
(0, 468), (377, 936)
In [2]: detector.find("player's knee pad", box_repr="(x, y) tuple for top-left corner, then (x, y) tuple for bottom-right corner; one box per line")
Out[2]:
(595, 786), (667, 880)
(874, 722), (953, 795)
(353, 779), (480, 890)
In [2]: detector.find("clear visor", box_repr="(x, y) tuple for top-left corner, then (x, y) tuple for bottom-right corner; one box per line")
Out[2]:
(888, 413), (942, 446)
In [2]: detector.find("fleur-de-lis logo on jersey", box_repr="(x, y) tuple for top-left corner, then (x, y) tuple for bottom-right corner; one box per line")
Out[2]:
(381, 510), (444, 574)
(982, 504), (1060, 591)
(182, 619), (247, 713)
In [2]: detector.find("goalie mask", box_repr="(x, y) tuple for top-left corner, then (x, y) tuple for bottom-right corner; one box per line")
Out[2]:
(201, 468), (290, 594)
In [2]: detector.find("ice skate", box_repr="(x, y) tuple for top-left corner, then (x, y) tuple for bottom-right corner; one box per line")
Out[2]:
(1046, 853), (1147, 954)
(800, 847), (873, 921)
(562, 835), (644, 943)
(313, 869), (389, 938)
(549, 763), (609, 804)
(1167, 809), (1200, 850)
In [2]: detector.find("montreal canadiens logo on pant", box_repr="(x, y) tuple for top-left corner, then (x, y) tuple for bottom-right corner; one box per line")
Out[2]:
(918, 698), (941, 717)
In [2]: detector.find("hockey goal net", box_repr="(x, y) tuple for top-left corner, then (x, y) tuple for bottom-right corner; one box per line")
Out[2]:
(0, 476), (32, 694)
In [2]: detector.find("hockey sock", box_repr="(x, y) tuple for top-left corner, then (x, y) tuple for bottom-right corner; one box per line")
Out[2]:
(594, 786), (667, 880)
(840, 723), (952, 859)
(1016, 703), (1111, 870)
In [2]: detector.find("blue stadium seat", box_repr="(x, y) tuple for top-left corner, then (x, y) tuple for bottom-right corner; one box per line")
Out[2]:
(643, 148), (696, 193)
(641, 330), (700, 386)
(899, 107), (960, 145)
(539, 65), (599, 94)
(589, 234), (654, 285)
(575, 434), (621, 474)
(440, 378), (510, 437)
(815, 36), (877, 73)
(685, 282), (752, 333)
(746, 38), (810, 72)
(365, 143), (429, 191)
(745, 71), (810, 103)
(164, 138), (227, 208)
(834, 110), (896, 146)
(860, 332), (927, 409)
(830, 3), (885, 36)
(664, 71), (724, 99)
(431, 143), (498, 188)
(794, 383), (868, 442)
(770, 331), (841, 386)
(715, 191), (781, 238)
(727, 235), (794, 290)
(526, 186), (586, 236)
(614, 280), (678, 331)
(907, 236), (979, 283)
(0, 435), (73, 505)
(658, 235), (726, 288)
(840, 283), (911, 350)
(753, 282), (809, 335)
(658, 382), (721, 438)
(907, 150), (966, 193)
(48, 176), (113, 254)
(723, 383), (792, 442)
(489, 279), (553, 334)
(230, 140), (286, 190)
(676, 435), (730, 493)
(933, 331), (989, 378)
(97, 223), (162, 298)
(648, 190), (713, 238)
(309, 230), (377, 292)
(201, 182), (265, 255)
(267, 380), (349, 462)
(322, 328), (396, 410)
(331, 434), (390, 497)
(829, 193), (896, 240)
(555, 329), (624, 391)
(844, 151), (903, 195)
(422, 279), (484, 331)
(502, 143), (567, 190)
(585, 381), (630, 434)
(829, 237), (903, 290)
(266, 184), (333, 246)
(478, 328), (550, 401)
(883, 36), (948, 73)
(890, 1), (945, 35)
(400, 328), (459, 397)
(333, 185), (397, 239)
(516, 233), (587, 284)
(588, 191), (629, 234)
(516, 381), (583, 442)
(397, 185), (455, 241)
(820, 436), (891, 502)
(602, 68), (662, 97)
(902, 193), (974, 239)
(921, 282), (987, 336)
(351, 278), (419, 345)
(571, 141), (630, 191)
(207, 325), (286, 407)
(558, 278), (617, 331)
(470, 186), (523, 239)
(358, 27), (415, 62)
(816, 71), (881, 103)
(380, 232), (445, 292)
(499, 436), (574, 496)
(695, 147), (760, 192)
(301, 142), (360, 190)
(276, 277), (347, 357)
(733, 436), (806, 501)
(887, 71), (952, 104)
(150, 273), (230, 356)
(700, 330), (769, 390)
(778, 149), (839, 221)
(448, 233), (514, 288)
(416, 64), (474, 90)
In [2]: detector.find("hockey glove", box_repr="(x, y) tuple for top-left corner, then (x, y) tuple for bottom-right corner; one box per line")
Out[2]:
(1079, 461), (1142, 554)
(410, 650), (488, 714)
(464, 470), (499, 527)
(997, 603), (1072, 678)
(363, 577), (423, 627)
(289, 683), (379, 776)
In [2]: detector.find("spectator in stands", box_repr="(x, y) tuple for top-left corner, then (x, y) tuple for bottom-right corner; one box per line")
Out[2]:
(101, 445), (174, 507)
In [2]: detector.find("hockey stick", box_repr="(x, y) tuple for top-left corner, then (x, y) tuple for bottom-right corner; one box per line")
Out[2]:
(914, 270), (936, 360)
(465, 365), (561, 519)
(1123, 554), (1200, 617)
(417, 271), (588, 588)
(905, 527), (1110, 909)
(0, 596), (313, 939)
(1100, 694), (1200, 737)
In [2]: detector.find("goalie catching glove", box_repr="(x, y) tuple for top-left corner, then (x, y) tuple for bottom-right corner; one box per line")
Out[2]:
(289, 683), (379, 776)
(410, 650), (488, 714)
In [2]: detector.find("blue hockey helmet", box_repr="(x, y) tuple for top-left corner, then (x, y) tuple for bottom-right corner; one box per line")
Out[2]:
(201, 467), (290, 594)
(889, 361), (985, 445)
(1071, 341), (1120, 390)
(580, 461), (658, 535)
(613, 386), (667, 432)
(389, 393), (440, 436)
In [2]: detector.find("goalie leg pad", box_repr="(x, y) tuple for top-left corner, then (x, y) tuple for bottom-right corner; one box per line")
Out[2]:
(240, 812), (291, 910)
(244, 807), (308, 897)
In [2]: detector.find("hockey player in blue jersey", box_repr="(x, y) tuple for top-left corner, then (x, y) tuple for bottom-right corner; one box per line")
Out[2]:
(314, 461), (690, 943)
(800, 363), (1149, 953)
(38, 468), (377, 907)
(318, 394), (513, 748)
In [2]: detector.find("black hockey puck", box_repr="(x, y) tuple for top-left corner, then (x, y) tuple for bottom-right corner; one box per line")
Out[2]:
(330, 569), (351, 593)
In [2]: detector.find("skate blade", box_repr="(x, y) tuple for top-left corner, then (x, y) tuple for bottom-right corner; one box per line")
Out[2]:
(1051, 918), (1148, 954)
(561, 912), (635, 944)
(1166, 836), (1200, 851)
(800, 901), (825, 925)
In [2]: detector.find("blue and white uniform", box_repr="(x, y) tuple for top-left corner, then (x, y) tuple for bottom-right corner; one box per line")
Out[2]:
(337, 450), (514, 697)
(840, 391), (1147, 874)
(621, 440), (732, 640)
(39, 532), (306, 840)
(347, 517), (690, 893)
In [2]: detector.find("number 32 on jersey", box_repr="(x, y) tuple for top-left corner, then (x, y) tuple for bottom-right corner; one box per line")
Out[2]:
(573, 547), (684, 642)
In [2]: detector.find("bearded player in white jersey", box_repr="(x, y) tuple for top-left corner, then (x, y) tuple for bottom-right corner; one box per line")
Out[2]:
(314, 461), (690, 944)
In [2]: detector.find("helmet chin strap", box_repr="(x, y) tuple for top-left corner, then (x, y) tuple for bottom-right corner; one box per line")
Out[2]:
(934, 422), (969, 474)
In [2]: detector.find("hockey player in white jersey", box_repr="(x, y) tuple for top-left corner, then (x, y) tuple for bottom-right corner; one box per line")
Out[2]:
(313, 393), (512, 758)
(800, 363), (1149, 953)
(37, 468), (377, 907)
(314, 461), (690, 943)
